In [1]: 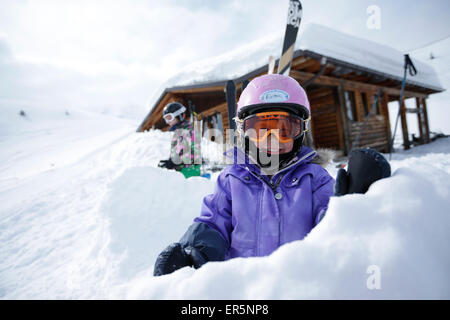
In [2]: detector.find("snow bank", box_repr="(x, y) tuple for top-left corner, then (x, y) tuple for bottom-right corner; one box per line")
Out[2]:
(1, 106), (449, 299)
(114, 142), (450, 299)
(99, 167), (214, 281)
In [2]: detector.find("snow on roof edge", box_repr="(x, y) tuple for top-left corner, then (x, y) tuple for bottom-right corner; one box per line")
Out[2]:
(142, 23), (444, 125)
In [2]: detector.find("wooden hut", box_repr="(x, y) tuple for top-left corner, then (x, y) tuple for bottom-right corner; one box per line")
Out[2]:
(137, 24), (444, 155)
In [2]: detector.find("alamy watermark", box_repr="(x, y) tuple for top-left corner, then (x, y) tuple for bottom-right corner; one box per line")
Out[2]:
(366, 265), (381, 290)
(169, 127), (283, 174)
(367, 5), (381, 30)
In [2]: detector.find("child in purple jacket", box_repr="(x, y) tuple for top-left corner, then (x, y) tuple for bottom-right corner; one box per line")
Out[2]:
(154, 74), (390, 276)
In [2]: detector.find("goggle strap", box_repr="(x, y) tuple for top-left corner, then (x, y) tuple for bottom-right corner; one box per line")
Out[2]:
(164, 106), (186, 121)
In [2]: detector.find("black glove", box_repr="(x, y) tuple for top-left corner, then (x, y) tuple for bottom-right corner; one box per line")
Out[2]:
(153, 243), (207, 276)
(158, 159), (175, 170)
(334, 148), (391, 196)
(153, 223), (227, 276)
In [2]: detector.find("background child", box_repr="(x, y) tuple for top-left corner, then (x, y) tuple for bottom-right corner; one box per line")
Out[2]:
(158, 102), (202, 178)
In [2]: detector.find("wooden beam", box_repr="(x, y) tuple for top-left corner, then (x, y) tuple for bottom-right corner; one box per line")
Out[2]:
(290, 70), (428, 99)
(422, 98), (431, 143)
(290, 56), (309, 69)
(416, 97), (425, 144)
(199, 102), (228, 119)
(336, 85), (351, 155)
(293, 57), (317, 71)
(399, 99), (410, 150)
(354, 89), (365, 122)
(170, 85), (225, 95)
(381, 92), (392, 151)
(331, 66), (353, 77)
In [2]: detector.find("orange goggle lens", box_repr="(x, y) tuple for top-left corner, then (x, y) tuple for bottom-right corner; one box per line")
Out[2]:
(243, 111), (304, 143)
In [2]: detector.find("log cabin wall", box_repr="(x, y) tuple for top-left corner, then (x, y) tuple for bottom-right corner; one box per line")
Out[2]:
(339, 87), (391, 152)
(143, 83), (399, 155)
(308, 86), (343, 150)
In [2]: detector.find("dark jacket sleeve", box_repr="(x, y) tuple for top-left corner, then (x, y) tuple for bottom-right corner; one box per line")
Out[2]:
(312, 167), (335, 226)
(179, 222), (228, 263)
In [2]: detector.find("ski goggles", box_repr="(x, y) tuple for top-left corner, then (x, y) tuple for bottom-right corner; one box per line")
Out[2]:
(163, 106), (186, 123)
(243, 111), (308, 143)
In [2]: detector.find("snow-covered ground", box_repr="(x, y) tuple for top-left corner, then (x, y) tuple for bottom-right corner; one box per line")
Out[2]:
(1, 32), (449, 300)
(1, 101), (449, 299)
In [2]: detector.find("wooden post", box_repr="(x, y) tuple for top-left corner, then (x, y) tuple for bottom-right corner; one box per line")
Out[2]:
(336, 84), (351, 155)
(422, 98), (431, 143)
(381, 92), (392, 152)
(416, 97), (425, 144)
(399, 99), (410, 150)
(305, 125), (314, 148)
(354, 89), (365, 122)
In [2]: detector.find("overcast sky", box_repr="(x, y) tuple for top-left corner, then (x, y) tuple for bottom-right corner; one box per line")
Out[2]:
(0, 0), (449, 118)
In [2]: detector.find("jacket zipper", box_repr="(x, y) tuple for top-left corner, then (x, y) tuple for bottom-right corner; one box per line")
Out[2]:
(245, 150), (316, 250)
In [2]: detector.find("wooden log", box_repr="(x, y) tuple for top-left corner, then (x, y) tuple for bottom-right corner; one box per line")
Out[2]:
(416, 97), (425, 144)
(354, 89), (365, 122)
(290, 56), (309, 69)
(199, 102), (228, 119)
(310, 97), (336, 108)
(170, 85), (225, 95)
(295, 58), (320, 71)
(312, 111), (338, 121)
(289, 70), (428, 99)
(315, 123), (339, 131)
(336, 85), (351, 155)
(399, 99), (410, 150)
(422, 98), (431, 143)
(308, 88), (334, 99)
(381, 92), (392, 151)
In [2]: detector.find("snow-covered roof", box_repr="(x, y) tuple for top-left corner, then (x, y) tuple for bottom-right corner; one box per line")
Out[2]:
(146, 23), (444, 113)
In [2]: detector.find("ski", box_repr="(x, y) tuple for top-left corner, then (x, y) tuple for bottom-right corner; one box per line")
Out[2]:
(242, 79), (249, 92)
(225, 79), (237, 131)
(277, 0), (303, 76)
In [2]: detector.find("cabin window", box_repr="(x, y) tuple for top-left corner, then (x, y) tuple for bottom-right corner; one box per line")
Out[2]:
(361, 92), (380, 117)
(202, 113), (223, 142)
(344, 91), (357, 121)
(361, 92), (369, 116)
(373, 93), (381, 115)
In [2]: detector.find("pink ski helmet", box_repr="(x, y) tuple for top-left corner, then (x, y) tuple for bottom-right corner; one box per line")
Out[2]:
(237, 74), (310, 120)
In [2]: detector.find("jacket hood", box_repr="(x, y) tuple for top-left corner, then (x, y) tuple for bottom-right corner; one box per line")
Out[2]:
(311, 148), (335, 168)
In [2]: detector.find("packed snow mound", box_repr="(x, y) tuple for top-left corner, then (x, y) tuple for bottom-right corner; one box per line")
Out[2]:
(100, 167), (214, 281)
(114, 146), (450, 299)
(1, 116), (450, 298)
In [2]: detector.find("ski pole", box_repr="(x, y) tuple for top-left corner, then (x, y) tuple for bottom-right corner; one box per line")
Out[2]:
(389, 54), (417, 160)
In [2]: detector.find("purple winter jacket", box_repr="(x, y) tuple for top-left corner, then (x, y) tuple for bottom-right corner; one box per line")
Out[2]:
(194, 146), (335, 259)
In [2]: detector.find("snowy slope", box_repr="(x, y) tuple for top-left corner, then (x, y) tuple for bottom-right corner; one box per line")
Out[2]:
(112, 138), (450, 299)
(0, 104), (137, 182)
(1, 103), (449, 298)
